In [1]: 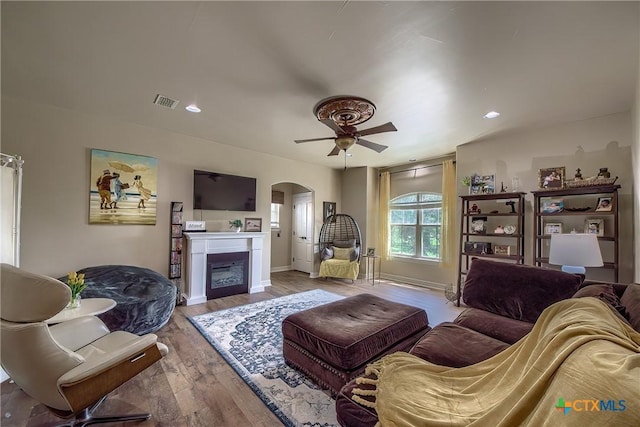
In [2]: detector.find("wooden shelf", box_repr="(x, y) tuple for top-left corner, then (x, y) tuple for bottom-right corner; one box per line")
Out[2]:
(462, 252), (524, 261)
(532, 186), (619, 282)
(463, 232), (523, 238)
(457, 192), (526, 307)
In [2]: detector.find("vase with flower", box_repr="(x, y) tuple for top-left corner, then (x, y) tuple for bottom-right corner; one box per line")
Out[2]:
(66, 271), (87, 308)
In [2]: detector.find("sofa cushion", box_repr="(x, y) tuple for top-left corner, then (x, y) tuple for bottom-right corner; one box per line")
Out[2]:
(573, 284), (629, 320)
(336, 376), (378, 427)
(620, 284), (640, 332)
(463, 259), (581, 323)
(410, 322), (509, 368)
(454, 308), (534, 344)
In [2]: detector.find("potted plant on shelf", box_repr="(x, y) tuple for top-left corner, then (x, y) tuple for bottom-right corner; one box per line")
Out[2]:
(229, 219), (243, 232)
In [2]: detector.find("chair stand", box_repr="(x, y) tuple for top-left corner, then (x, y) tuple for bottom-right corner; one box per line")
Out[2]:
(53, 395), (151, 427)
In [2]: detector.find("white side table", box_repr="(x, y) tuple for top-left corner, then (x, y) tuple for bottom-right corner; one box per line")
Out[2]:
(45, 298), (116, 324)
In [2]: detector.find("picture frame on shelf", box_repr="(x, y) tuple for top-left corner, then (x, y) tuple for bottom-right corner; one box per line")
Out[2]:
(480, 174), (495, 194)
(367, 247), (376, 256)
(584, 218), (604, 236)
(471, 217), (487, 234)
(470, 174), (495, 195)
(538, 166), (565, 190)
(493, 244), (511, 256)
(544, 222), (563, 235)
(541, 198), (564, 213)
(595, 197), (613, 212)
(244, 218), (262, 232)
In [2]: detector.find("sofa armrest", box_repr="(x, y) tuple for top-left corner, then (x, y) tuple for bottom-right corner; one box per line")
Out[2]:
(454, 308), (533, 344)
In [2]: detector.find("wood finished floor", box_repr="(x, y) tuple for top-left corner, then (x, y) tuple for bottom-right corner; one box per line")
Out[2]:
(1, 271), (463, 427)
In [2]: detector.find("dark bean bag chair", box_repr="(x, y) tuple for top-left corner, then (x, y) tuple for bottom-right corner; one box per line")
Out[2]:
(59, 265), (176, 334)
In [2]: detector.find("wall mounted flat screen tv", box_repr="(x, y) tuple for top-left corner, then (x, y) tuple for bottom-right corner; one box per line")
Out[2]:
(193, 170), (256, 211)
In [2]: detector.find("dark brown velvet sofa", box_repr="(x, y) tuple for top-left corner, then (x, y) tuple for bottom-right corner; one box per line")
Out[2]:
(336, 259), (640, 427)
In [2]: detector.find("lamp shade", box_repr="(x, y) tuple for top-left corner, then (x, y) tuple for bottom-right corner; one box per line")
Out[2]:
(549, 233), (603, 274)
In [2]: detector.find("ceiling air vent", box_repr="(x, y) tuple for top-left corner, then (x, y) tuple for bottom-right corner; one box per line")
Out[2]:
(153, 94), (179, 109)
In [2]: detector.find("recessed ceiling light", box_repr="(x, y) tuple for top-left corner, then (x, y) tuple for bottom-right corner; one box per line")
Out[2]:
(346, 153), (353, 157)
(483, 111), (500, 119)
(409, 158), (417, 162)
(185, 104), (201, 113)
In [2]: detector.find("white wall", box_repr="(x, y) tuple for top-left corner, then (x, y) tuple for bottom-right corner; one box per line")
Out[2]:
(341, 166), (368, 244)
(1, 97), (342, 282)
(633, 31), (640, 283)
(457, 111), (635, 283)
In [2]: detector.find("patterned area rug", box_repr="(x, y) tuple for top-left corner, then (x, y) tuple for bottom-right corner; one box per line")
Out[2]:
(188, 289), (344, 427)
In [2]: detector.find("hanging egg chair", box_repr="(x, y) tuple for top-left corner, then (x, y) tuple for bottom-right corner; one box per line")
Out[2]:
(318, 214), (362, 281)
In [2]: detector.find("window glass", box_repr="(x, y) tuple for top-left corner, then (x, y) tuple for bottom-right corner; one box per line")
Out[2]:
(389, 192), (442, 260)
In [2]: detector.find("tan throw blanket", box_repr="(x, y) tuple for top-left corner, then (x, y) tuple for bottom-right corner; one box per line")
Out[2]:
(352, 297), (640, 426)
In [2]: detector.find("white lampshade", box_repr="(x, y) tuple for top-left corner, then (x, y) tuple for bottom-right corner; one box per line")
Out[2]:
(549, 233), (603, 274)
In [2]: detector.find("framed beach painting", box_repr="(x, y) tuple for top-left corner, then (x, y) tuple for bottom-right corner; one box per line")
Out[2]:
(89, 149), (158, 225)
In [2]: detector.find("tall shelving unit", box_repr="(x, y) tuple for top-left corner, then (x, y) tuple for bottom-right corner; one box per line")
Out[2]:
(457, 192), (526, 306)
(532, 185), (620, 282)
(169, 202), (183, 304)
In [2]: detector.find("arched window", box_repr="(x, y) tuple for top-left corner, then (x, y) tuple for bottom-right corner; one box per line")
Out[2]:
(390, 192), (442, 260)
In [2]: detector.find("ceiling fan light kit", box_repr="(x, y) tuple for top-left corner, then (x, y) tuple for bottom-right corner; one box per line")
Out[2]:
(294, 95), (397, 158)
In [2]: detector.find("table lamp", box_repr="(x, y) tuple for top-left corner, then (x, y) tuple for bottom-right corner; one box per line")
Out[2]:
(548, 233), (603, 274)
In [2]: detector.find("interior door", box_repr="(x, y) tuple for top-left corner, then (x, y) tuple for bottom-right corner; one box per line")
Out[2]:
(292, 192), (314, 273)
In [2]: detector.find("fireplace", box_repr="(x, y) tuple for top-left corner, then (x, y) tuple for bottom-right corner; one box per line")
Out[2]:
(206, 252), (249, 299)
(183, 232), (266, 306)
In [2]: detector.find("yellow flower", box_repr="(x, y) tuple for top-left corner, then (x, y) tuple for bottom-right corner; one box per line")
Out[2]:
(66, 271), (87, 298)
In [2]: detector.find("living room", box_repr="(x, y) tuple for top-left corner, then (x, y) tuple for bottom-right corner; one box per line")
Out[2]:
(2, 2), (640, 426)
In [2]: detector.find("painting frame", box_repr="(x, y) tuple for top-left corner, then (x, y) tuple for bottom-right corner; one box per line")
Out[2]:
(367, 247), (376, 256)
(323, 201), (336, 222)
(538, 166), (565, 190)
(90, 149), (157, 225)
(244, 217), (262, 232)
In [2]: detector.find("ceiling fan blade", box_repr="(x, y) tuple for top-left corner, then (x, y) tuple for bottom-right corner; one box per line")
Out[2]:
(294, 136), (336, 143)
(320, 119), (344, 134)
(356, 138), (388, 153)
(357, 122), (397, 137)
(327, 146), (341, 156)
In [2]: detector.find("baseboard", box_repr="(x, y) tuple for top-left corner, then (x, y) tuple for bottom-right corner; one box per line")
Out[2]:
(379, 273), (447, 291)
(270, 265), (292, 273)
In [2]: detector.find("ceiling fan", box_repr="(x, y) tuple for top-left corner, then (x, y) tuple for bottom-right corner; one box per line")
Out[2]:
(294, 96), (397, 156)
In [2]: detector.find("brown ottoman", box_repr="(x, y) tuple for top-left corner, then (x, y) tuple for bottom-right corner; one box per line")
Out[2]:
(282, 293), (430, 396)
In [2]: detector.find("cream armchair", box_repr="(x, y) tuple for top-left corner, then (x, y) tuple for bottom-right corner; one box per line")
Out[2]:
(0, 263), (169, 426)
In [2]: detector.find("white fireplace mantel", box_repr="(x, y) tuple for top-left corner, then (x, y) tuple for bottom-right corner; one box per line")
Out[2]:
(183, 232), (266, 306)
